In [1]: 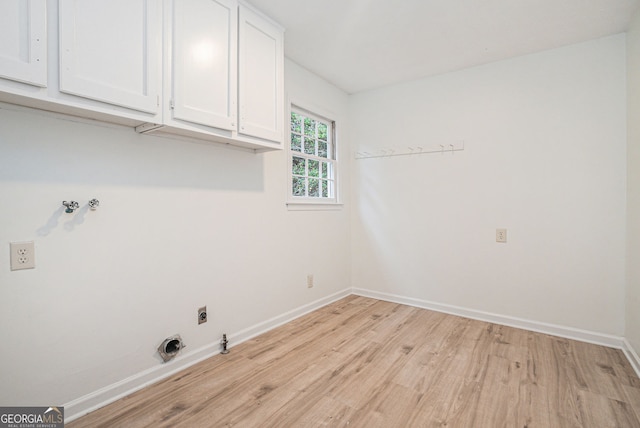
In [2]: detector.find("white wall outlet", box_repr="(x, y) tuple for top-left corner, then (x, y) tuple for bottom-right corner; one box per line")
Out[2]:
(10, 241), (36, 270)
(496, 229), (507, 243)
(307, 274), (314, 288)
(198, 306), (207, 324)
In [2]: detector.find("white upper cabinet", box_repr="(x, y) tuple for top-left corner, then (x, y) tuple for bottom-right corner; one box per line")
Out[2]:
(170, 0), (237, 130)
(0, 0), (47, 87)
(159, 0), (284, 149)
(0, 0), (283, 151)
(59, 0), (161, 114)
(238, 5), (284, 144)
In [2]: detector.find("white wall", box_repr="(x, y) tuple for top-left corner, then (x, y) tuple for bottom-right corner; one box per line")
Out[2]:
(627, 10), (640, 354)
(1, 20), (635, 415)
(350, 35), (627, 335)
(0, 58), (350, 407)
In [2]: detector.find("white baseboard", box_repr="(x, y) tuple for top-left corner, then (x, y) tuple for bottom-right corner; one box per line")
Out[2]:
(64, 288), (351, 423)
(352, 288), (625, 349)
(64, 287), (638, 423)
(227, 288), (352, 346)
(63, 340), (221, 423)
(622, 338), (640, 378)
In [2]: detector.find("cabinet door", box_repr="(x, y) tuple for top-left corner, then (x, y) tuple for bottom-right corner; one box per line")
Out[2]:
(171, 0), (237, 130)
(238, 5), (284, 143)
(0, 0), (47, 87)
(59, 0), (161, 113)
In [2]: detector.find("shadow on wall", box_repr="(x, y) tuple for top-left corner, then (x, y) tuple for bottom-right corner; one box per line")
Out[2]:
(36, 204), (98, 236)
(0, 105), (266, 191)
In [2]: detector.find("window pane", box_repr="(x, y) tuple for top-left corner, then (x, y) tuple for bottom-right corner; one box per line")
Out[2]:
(308, 159), (319, 177)
(304, 117), (315, 137)
(291, 134), (302, 152)
(290, 109), (336, 201)
(304, 137), (315, 155)
(291, 112), (302, 133)
(292, 157), (305, 175)
(309, 178), (319, 197)
(292, 177), (306, 196)
(318, 140), (327, 158)
(318, 122), (328, 141)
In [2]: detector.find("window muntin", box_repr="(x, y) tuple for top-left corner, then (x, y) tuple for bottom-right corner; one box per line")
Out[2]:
(290, 108), (336, 201)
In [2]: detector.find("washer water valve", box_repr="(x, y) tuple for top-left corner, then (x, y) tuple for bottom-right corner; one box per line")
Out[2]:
(62, 201), (79, 213)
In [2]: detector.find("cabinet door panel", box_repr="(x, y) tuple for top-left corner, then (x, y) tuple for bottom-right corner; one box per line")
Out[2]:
(172, 0), (237, 130)
(238, 6), (283, 143)
(0, 0), (47, 87)
(59, 0), (160, 113)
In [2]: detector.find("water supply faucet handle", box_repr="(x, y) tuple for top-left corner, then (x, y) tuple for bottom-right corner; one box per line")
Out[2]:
(62, 201), (79, 213)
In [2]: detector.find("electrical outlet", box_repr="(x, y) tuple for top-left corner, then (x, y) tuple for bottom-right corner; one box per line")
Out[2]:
(496, 229), (507, 243)
(307, 274), (314, 288)
(10, 241), (35, 271)
(198, 306), (207, 324)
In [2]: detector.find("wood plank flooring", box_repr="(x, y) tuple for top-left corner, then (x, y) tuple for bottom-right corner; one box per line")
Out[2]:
(68, 296), (640, 427)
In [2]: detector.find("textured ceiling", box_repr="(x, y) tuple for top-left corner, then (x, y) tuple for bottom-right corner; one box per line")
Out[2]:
(248, 0), (640, 93)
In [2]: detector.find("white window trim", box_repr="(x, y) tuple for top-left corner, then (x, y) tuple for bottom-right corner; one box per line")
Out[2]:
(286, 101), (342, 210)
(287, 202), (344, 211)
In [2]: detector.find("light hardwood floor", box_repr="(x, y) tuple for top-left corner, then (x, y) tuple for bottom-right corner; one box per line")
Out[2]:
(68, 296), (640, 427)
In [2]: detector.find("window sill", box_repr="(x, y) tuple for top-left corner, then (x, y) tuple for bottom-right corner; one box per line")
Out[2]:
(286, 201), (344, 211)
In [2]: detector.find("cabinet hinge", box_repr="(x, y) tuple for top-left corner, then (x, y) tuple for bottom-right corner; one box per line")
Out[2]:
(170, 99), (175, 109)
(157, 95), (160, 107)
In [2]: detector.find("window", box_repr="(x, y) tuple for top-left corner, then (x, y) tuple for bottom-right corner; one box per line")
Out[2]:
(289, 107), (337, 202)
